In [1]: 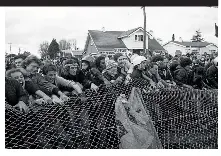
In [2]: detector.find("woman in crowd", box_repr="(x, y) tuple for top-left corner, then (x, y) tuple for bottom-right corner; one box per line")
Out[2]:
(6, 68), (53, 104)
(5, 77), (29, 113)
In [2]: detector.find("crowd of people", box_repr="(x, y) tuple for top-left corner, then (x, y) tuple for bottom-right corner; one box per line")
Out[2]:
(5, 50), (218, 113)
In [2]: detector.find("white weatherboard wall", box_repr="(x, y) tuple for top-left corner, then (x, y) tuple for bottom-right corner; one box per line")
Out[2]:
(163, 42), (186, 56)
(200, 44), (218, 55)
(121, 29), (148, 50)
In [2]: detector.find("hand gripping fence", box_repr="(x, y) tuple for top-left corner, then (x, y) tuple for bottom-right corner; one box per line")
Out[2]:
(5, 78), (218, 149)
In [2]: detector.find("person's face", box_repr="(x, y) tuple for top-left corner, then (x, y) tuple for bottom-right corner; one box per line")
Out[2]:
(69, 63), (79, 75)
(117, 56), (128, 67)
(25, 62), (39, 74)
(14, 58), (23, 68)
(100, 59), (106, 70)
(163, 58), (169, 64)
(45, 71), (57, 83)
(81, 62), (89, 70)
(138, 61), (147, 70)
(10, 71), (25, 88)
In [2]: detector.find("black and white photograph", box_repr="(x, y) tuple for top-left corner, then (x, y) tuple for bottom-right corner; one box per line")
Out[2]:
(3, 6), (218, 150)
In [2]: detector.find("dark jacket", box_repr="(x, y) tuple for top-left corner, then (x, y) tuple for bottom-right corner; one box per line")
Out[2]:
(61, 70), (85, 84)
(131, 69), (142, 79)
(27, 73), (60, 96)
(24, 79), (40, 95)
(174, 65), (193, 86)
(5, 77), (29, 106)
(206, 65), (218, 89)
(158, 68), (173, 81)
(82, 68), (104, 89)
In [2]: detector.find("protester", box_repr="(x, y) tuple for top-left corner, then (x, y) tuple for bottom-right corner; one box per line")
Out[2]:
(81, 55), (102, 91)
(205, 57), (218, 89)
(6, 68), (53, 104)
(174, 57), (193, 89)
(14, 54), (27, 68)
(102, 60), (124, 85)
(5, 77), (29, 113)
(42, 63), (84, 95)
(21, 55), (69, 102)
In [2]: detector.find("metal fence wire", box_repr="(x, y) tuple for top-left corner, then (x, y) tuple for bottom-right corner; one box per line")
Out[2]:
(5, 78), (218, 149)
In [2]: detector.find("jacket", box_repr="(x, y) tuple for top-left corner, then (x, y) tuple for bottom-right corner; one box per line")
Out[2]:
(82, 68), (105, 89)
(5, 77), (29, 106)
(206, 65), (218, 89)
(174, 65), (193, 86)
(27, 73), (60, 96)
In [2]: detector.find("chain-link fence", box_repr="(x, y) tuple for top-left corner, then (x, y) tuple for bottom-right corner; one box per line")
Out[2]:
(5, 78), (218, 149)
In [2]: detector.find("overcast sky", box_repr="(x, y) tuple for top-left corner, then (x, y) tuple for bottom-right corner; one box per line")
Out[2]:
(5, 7), (218, 57)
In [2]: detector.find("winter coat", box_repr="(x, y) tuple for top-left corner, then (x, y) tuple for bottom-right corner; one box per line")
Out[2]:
(27, 73), (60, 96)
(5, 77), (29, 106)
(82, 68), (105, 89)
(158, 68), (173, 81)
(24, 79), (40, 95)
(174, 65), (193, 86)
(206, 65), (218, 89)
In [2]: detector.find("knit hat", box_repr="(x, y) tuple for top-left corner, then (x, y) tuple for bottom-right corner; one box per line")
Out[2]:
(132, 56), (147, 66)
(106, 60), (118, 70)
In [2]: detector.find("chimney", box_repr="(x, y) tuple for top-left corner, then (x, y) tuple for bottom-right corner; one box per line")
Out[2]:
(102, 27), (105, 32)
(179, 37), (183, 42)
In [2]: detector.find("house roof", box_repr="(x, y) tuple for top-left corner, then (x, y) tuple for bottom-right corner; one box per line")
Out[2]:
(88, 30), (127, 51)
(118, 27), (141, 38)
(86, 28), (165, 52)
(148, 37), (165, 51)
(166, 41), (213, 47)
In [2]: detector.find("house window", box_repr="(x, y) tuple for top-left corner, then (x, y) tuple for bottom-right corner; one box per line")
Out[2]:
(135, 35), (143, 41)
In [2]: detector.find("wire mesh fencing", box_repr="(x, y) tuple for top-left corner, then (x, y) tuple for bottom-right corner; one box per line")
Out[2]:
(5, 78), (218, 149)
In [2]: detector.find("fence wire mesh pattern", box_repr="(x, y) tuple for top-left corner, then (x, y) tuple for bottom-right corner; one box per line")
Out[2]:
(5, 78), (218, 149)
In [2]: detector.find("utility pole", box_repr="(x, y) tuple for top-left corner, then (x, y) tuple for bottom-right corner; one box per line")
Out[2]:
(8, 43), (12, 53)
(141, 6), (150, 56)
(19, 47), (21, 54)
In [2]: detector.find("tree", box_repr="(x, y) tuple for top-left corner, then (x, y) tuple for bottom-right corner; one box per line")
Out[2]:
(191, 30), (204, 42)
(172, 34), (175, 41)
(38, 41), (49, 59)
(59, 39), (71, 50)
(48, 39), (60, 59)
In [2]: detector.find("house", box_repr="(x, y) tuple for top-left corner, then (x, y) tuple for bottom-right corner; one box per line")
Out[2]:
(83, 27), (165, 57)
(72, 50), (83, 59)
(163, 41), (218, 56)
(60, 49), (83, 59)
